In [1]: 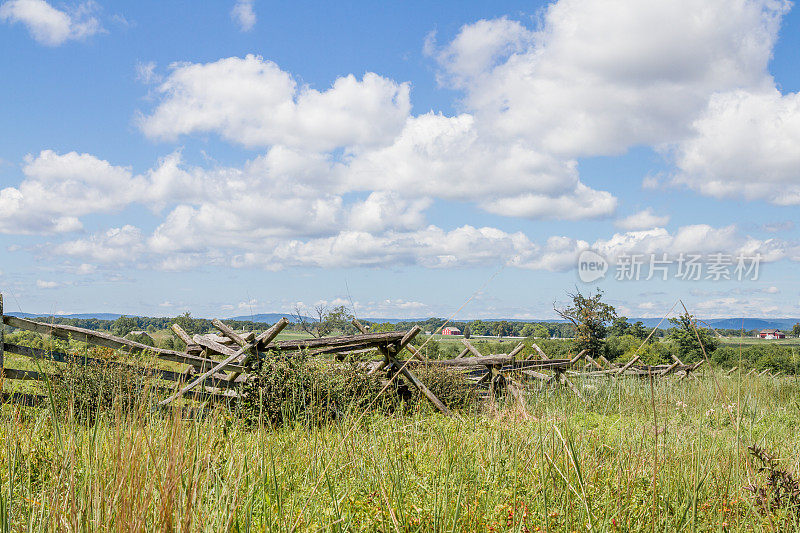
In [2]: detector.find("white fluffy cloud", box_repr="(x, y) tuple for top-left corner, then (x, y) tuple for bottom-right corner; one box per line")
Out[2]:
(138, 55), (411, 151)
(674, 89), (800, 203)
(615, 208), (670, 231)
(345, 112), (616, 219)
(53, 225), (144, 264)
(432, 0), (787, 157)
(0, 150), (137, 234)
(231, 0), (255, 32)
(0, 0), (102, 46)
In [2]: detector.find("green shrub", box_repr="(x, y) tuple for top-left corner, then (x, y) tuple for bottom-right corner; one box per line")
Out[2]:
(47, 355), (157, 421)
(238, 351), (480, 425)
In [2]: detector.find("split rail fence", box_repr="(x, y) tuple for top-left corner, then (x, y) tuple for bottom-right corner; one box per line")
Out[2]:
(0, 293), (706, 413)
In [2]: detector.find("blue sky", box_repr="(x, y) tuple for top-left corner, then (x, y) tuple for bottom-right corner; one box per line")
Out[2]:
(1, 0), (799, 320)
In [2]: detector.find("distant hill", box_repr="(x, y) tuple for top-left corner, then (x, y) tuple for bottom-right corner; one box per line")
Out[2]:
(226, 313), (309, 323)
(6, 311), (123, 321)
(632, 317), (800, 330)
(6, 311), (798, 332)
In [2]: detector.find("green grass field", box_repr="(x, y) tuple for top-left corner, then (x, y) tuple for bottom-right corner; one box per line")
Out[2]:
(1, 369), (798, 531)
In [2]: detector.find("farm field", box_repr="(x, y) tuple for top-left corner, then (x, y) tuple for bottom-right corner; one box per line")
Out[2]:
(1, 370), (798, 531)
(719, 337), (800, 347)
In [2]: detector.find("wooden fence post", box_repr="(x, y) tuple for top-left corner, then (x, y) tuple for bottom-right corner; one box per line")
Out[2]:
(0, 293), (4, 382)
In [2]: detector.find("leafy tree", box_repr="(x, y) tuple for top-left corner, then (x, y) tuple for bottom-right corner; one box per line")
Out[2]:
(608, 316), (630, 337)
(112, 316), (138, 337)
(320, 305), (356, 336)
(463, 325), (471, 339)
(554, 288), (616, 358)
(668, 312), (719, 361)
(532, 324), (550, 338)
(793, 323), (800, 336)
(629, 321), (649, 340)
(492, 321), (513, 337)
(368, 322), (396, 333)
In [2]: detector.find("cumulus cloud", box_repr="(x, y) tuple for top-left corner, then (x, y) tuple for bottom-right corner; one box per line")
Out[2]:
(231, 0), (255, 32)
(345, 112), (616, 219)
(138, 55), (411, 151)
(431, 0), (787, 157)
(615, 208), (670, 231)
(0, 150), (200, 234)
(673, 89), (800, 204)
(36, 279), (60, 289)
(0, 0), (103, 46)
(53, 225), (144, 264)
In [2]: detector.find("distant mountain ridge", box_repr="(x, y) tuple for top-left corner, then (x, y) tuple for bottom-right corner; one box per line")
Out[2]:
(6, 312), (798, 331)
(7, 311), (124, 321)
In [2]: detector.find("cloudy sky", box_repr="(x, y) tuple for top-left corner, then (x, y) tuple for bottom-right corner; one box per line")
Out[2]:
(1, 0), (799, 319)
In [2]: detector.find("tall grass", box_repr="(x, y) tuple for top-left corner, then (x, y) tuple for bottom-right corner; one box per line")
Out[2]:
(0, 370), (798, 531)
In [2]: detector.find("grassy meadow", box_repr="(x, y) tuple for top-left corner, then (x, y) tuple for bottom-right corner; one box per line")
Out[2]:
(0, 368), (799, 531)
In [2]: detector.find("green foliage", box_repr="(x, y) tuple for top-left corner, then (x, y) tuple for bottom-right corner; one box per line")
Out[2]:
(368, 322), (396, 333)
(492, 320), (513, 337)
(554, 288), (616, 358)
(668, 312), (719, 362)
(712, 344), (800, 374)
(608, 316), (630, 337)
(604, 334), (670, 365)
(238, 352), (478, 426)
(793, 323), (800, 336)
(319, 305), (356, 336)
(112, 316), (138, 337)
(48, 355), (156, 421)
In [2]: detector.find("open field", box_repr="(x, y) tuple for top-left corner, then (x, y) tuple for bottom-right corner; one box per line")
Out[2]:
(719, 337), (800, 347)
(1, 370), (798, 531)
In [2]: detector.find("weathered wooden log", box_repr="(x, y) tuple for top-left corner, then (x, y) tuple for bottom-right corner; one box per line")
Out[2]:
(460, 339), (483, 358)
(353, 321), (450, 415)
(0, 294), (4, 380)
(433, 354), (513, 367)
(1, 391), (45, 407)
(521, 369), (551, 381)
(616, 354), (641, 375)
(569, 349), (588, 364)
(158, 318), (288, 406)
(170, 323), (194, 345)
(2, 342), (240, 388)
(528, 343), (548, 360)
(4, 316), (240, 372)
(267, 331), (406, 351)
(212, 319), (248, 347)
(2, 367), (42, 381)
(585, 353), (603, 370)
(509, 343), (525, 358)
(193, 334), (239, 358)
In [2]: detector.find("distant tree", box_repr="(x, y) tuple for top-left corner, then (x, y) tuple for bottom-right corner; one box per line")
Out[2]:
(463, 325), (471, 339)
(554, 288), (616, 358)
(293, 304), (327, 338)
(493, 321), (513, 337)
(668, 312), (719, 361)
(173, 311), (205, 336)
(368, 322), (395, 333)
(112, 316), (137, 337)
(534, 324), (550, 339)
(608, 316), (630, 338)
(793, 323), (800, 336)
(320, 305), (356, 336)
(629, 321), (649, 340)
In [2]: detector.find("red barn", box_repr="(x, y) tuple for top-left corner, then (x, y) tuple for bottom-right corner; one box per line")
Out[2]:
(759, 329), (786, 339)
(442, 326), (462, 335)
